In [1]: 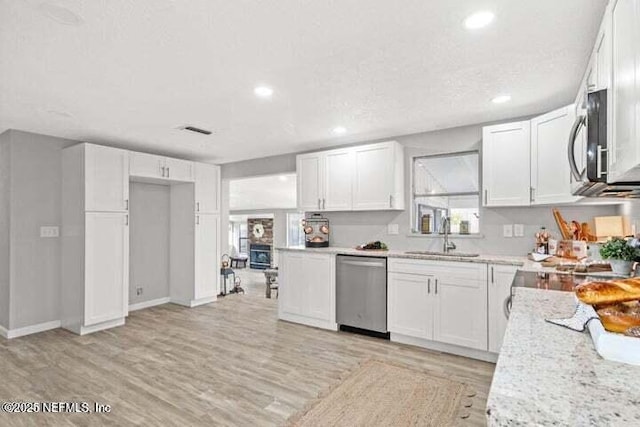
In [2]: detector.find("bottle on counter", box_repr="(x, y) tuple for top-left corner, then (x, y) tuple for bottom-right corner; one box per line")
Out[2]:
(535, 227), (550, 254)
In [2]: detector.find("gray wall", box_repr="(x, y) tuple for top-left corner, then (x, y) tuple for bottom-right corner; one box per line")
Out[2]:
(0, 132), (11, 329)
(4, 130), (76, 329)
(221, 122), (622, 256)
(129, 182), (171, 305)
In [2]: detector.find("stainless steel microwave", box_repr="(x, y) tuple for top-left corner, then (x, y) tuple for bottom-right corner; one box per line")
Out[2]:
(568, 89), (640, 198)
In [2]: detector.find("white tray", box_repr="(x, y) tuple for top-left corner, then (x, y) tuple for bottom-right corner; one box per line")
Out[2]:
(580, 301), (640, 366)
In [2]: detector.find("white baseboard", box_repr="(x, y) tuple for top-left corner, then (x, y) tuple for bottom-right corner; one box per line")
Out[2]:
(2, 320), (61, 339)
(391, 333), (498, 363)
(171, 295), (217, 308)
(129, 297), (171, 312)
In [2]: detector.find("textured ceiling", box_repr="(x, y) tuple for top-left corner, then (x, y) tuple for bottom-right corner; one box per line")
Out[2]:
(0, 0), (607, 163)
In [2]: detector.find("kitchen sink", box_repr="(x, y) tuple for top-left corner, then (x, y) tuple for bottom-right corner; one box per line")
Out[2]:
(404, 251), (480, 258)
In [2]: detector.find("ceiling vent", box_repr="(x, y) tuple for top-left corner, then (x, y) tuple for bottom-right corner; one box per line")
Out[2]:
(178, 125), (213, 136)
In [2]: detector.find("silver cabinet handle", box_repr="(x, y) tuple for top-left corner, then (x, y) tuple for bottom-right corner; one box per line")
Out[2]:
(567, 115), (586, 181)
(389, 195), (393, 208)
(196, 215), (200, 225)
(125, 215), (129, 226)
(196, 202), (200, 212)
(125, 199), (129, 211)
(435, 278), (438, 294)
(161, 166), (166, 177)
(491, 266), (494, 284)
(530, 187), (535, 202)
(167, 167), (170, 178)
(318, 198), (321, 210)
(427, 278), (431, 294)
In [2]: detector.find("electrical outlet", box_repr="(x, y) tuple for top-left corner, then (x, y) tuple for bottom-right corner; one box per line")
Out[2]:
(387, 223), (399, 235)
(514, 224), (524, 237)
(503, 224), (513, 238)
(136, 287), (143, 296)
(40, 226), (59, 238)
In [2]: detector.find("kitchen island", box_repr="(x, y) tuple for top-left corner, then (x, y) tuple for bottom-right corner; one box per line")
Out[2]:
(487, 287), (640, 426)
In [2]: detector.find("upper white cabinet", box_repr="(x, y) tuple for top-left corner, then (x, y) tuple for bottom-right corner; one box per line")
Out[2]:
(296, 141), (404, 212)
(129, 151), (194, 182)
(482, 121), (531, 207)
(278, 251), (335, 330)
(488, 264), (518, 354)
(387, 259), (488, 352)
(530, 105), (580, 205)
(84, 144), (129, 212)
(195, 163), (220, 214)
(609, 0), (640, 182)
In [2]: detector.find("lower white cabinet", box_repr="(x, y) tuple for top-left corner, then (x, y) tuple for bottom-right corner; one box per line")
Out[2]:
(195, 214), (220, 300)
(84, 212), (129, 326)
(278, 251), (336, 330)
(488, 264), (518, 354)
(388, 259), (488, 352)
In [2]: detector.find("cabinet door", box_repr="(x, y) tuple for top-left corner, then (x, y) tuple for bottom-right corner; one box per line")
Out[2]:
(305, 254), (333, 321)
(194, 214), (219, 300)
(129, 152), (165, 179)
(84, 145), (129, 212)
(353, 142), (393, 210)
(482, 122), (531, 206)
(530, 105), (579, 205)
(195, 163), (220, 214)
(297, 153), (323, 211)
(323, 149), (353, 211)
(165, 158), (195, 182)
(610, 0), (640, 182)
(388, 272), (433, 339)
(279, 252), (306, 317)
(433, 275), (488, 351)
(488, 265), (517, 354)
(84, 212), (128, 326)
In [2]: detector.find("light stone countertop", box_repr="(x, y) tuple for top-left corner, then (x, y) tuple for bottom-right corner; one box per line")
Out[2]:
(275, 246), (529, 266)
(486, 287), (640, 426)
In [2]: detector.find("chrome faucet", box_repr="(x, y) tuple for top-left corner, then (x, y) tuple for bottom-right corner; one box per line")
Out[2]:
(441, 216), (456, 253)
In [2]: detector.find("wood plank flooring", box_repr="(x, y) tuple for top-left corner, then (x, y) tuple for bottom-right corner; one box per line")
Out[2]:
(0, 292), (494, 426)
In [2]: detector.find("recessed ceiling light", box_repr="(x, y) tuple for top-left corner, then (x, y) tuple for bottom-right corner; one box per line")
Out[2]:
(39, 3), (83, 26)
(492, 95), (512, 104)
(332, 126), (347, 135)
(254, 86), (274, 98)
(278, 175), (288, 182)
(464, 11), (495, 30)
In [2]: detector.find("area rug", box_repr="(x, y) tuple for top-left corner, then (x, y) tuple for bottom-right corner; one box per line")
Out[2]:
(288, 359), (472, 427)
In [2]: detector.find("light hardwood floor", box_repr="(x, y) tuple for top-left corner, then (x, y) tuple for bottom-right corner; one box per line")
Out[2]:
(0, 292), (494, 426)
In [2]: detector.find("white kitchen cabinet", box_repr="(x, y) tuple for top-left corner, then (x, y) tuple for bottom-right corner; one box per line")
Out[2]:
(353, 141), (404, 210)
(387, 259), (488, 352)
(165, 157), (194, 182)
(482, 121), (531, 206)
(195, 163), (220, 214)
(195, 214), (220, 300)
(296, 141), (404, 212)
(278, 251), (335, 330)
(488, 265), (518, 354)
(433, 274), (488, 351)
(84, 144), (129, 212)
(609, 0), (640, 183)
(530, 105), (580, 205)
(84, 212), (129, 326)
(388, 272), (433, 339)
(323, 148), (353, 211)
(297, 153), (323, 211)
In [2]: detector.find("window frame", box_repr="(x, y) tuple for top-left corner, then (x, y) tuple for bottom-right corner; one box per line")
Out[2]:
(410, 150), (481, 235)
(286, 212), (305, 247)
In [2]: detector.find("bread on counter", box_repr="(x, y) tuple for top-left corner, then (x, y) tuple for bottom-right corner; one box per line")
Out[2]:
(596, 302), (640, 334)
(575, 277), (640, 305)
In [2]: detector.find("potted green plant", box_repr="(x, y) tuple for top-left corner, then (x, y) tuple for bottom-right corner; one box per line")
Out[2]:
(600, 238), (639, 275)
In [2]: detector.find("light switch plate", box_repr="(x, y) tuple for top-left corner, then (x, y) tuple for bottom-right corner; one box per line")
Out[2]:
(503, 224), (513, 238)
(387, 223), (399, 235)
(514, 224), (524, 237)
(40, 226), (59, 238)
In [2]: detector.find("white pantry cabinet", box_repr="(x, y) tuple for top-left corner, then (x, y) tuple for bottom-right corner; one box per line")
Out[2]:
(195, 214), (220, 300)
(195, 163), (221, 214)
(488, 264), (518, 354)
(84, 144), (129, 212)
(278, 251), (336, 330)
(130, 151), (195, 182)
(609, 0), (640, 183)
(296, 141), (404, 212)
(387, 259), (488, 351)
(530, 105), (580, 205)
(482, 121), (531, 207)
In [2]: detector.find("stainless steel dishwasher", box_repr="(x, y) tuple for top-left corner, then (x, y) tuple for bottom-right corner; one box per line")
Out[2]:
(336, 255), (388, 336)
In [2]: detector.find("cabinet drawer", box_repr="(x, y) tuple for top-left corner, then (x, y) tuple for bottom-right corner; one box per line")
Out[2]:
(388, 258), (487, 281)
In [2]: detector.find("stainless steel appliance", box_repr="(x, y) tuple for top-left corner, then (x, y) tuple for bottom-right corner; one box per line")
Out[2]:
(568, 89), (640, 198)
(336, 255), (388, 336)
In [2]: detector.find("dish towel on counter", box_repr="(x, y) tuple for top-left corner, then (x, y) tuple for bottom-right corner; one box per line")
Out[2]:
(545, 303), (599, 332)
